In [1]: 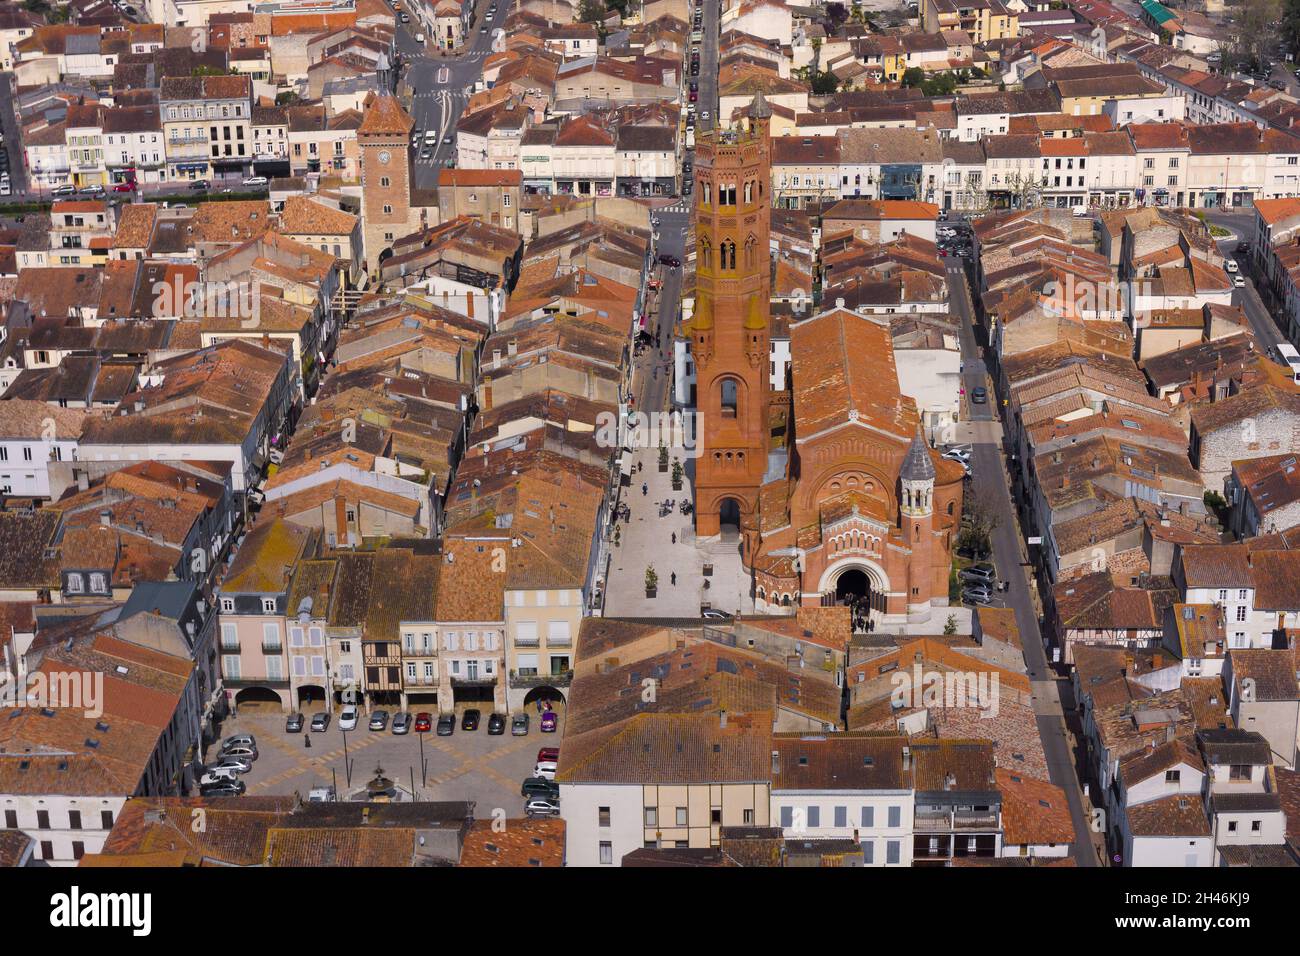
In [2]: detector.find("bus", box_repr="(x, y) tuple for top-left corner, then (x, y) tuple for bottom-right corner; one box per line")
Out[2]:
(1278, 343), (1300, 384)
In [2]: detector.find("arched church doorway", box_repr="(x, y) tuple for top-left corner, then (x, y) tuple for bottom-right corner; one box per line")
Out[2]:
(718, 498), (741, 539)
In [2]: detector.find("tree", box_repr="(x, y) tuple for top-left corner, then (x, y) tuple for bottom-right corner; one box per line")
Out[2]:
(901, 66), (925, 88)
(577, 0), (604, 23)
(809, 69), (839, 95)
(943, 614), (958, 635)
(958, 493), (999, 558)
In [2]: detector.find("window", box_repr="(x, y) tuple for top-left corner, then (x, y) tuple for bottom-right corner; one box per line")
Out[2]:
(886, 840), (900, 864)
(887, 806), (901, 828)
(1228, 820), (1238, 833)
(261, 598), (276, 614)
(644, 807), (657, 826)
(863, 840), (875, 864)
(861, 806), (875, 827)
(780, 806), (793, 827)
(4, 810), (16, 828)
(1251, 820), (1262, 832)
(599, 841), (613, 864)
(1165, 770), (1181, 783)
(598, 807), (610, 827)
(1236, 605), (1247, 622)
(807, 806), (820, 828)
(675, 807), (687, 826)
(68, 810), (81, 829)
(36, 810), (49, 830)
(1229, 765), (1251, 781)
(221, 597), (235, 613)
(66, 573), (84, 594)
(720, 379), (738, 416)
(101, 810), (114, 829)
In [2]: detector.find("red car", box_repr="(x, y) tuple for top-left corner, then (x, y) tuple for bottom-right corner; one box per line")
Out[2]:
(537, 747), (559, 763)
(113, 181), (137, 193)
(413, 712), (433, 733)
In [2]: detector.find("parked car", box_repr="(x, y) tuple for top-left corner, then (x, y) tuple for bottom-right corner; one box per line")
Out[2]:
(285, 713), (304, 733)
(82, 184), (105, 196)
(960, 563), (997, 586)
(436, 713), (455, 736)
(391, 712), (412, 734)
(1233, 274), (1246, 288)
(368, 710), (389, 732)
(540, 710), (558, 732)
(222, 745), (258, 762)
(956, 543), (990, 562)
(189, 179), (210, 191)
(525, 797), (561, 818)
(511, 713), (530, 736)
(941, 447), (971, 464)
(242, 175), (268, 187)
(461, 708), (481, 731)
(222, 734), (256, 751)
(1225, 259), (1239, 274)
(970, 386), (987, 404)
(51, 184), (76, 197)
(487, 713), (506, 735)
(112, 181), (136, 192)
(658, 253), (681, 267)
(521, 776), (560, 798)
(537, 747), (559, 763)
(310, 712), (331, 732)
(533, 760), (558, 780)
(199, 781), (245, 797)
(307, 786), (336, 802)
(702, 609), (731, 620)
(414, 712), (434, 733)
(199, 768), (240, 786)
(212, 756), (252, 775)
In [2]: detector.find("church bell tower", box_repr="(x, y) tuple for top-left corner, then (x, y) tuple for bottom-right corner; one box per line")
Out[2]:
(688, 93), (775, 538)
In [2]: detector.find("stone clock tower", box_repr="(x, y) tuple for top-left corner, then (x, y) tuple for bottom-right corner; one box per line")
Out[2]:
(687, 92), (774, 538)
(358, 93), (415, 277)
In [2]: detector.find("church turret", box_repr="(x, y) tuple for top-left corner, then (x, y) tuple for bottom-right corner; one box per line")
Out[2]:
(900, 428), (935, 623)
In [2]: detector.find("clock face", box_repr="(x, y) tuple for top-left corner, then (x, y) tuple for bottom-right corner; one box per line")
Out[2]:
(378, 150), (391, 164)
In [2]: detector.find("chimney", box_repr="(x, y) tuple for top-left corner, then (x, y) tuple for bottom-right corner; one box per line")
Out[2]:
(719, 709), (727, 728)
(75, 470), (89, 492)
(361, 807), (370, 825)
(901, 745), (911, 770)
(99, 510), (111, 526)
(771, 750), (780, 774)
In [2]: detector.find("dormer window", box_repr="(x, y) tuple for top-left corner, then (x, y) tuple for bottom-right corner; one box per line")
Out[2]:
(66, 573), (84, 594)
(221, 597), (235, 613)
(88, 573), (106, 593)
(261, 598), (276, 614)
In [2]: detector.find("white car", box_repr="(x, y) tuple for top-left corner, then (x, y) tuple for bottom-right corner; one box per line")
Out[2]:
(533, 760), (558, 780)
(1233, 274), (1246, 288)
(942, 447), (971, 464)
(243, 175), (268, 187)
(339, 706), (359, 731)
(199, 768), (240, 786)
(1225, 259), (1239, 274)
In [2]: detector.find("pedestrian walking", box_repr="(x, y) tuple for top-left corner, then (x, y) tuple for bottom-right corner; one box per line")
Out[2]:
(671, 532), (677, 544)
(642, 482), (648, 496)
(304, 734), (312, 749)
(671, 572), (677, 586)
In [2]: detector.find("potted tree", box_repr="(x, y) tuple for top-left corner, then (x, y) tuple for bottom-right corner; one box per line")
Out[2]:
(645, 565), (658, 598)
(671, 457), (683, 491)
(658, 442), (669, 473)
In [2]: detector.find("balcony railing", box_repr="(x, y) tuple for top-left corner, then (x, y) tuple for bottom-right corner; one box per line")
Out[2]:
(261, 643), (284, 655)
(915, 811), (999, 832)
(450, 675), (497, 687)
(514, 636), (540, 647)
(509, 669), (573, 689)
(220, 643), (240, 653)
(403, 674), (437, 686)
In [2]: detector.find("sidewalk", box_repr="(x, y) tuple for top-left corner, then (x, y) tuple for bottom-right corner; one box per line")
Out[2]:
(602, 445), (755, 618)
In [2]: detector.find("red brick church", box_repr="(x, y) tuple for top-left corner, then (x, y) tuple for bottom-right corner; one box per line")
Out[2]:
(685, 94), (964, 626)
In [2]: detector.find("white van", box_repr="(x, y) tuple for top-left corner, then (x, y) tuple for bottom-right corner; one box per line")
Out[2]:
(1277, 343), (1300, 384)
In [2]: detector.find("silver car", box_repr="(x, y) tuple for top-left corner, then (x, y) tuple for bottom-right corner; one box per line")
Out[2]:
(369, 710), (390, 732)
(392, 712), (412, 735)
(524, 797), (561, 818)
